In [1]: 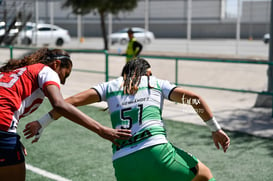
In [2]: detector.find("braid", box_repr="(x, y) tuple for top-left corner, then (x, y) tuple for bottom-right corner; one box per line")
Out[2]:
(0, 48), (71, 72)
(122, 58), (151, 94)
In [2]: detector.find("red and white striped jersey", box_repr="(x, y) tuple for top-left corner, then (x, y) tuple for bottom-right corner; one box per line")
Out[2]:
(0, 63), (60, 133)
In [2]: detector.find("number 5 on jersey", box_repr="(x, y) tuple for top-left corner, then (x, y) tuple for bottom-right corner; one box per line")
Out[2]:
(0, 67), (26, 88)
(120, 104), (143, 129)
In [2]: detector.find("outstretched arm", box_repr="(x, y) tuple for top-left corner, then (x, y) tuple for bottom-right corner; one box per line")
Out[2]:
(24, 87), (131, 145)
(51, 88), (101, 120)
(169, 87), (230, 152)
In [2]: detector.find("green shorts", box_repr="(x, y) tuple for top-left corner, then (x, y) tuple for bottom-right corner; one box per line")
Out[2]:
(113, 142), (198, 181)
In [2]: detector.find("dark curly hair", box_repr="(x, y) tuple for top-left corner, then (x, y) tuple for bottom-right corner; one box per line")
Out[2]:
(121, 58), (152, 94)
(0, 48), (72, 72)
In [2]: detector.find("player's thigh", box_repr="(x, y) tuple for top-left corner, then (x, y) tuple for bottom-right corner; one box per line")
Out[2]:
(160, 144), (198, 180)
(113, 143), (199, 181)
(113, 147), (158, 181)
(0, 131), (26, 180)
(0, 162), (26, 181)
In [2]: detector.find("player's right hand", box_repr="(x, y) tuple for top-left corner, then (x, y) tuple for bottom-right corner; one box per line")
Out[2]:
(99, 126), (132, 146)
(23, 121), (42, 143)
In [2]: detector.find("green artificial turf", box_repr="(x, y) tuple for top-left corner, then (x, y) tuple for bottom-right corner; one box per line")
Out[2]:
(18, 99), (273, 181)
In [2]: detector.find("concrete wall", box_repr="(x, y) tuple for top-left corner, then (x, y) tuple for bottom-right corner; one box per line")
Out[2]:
(61, 21), (268, 39)
(0, 0), (270, 39)
(56, 0), (270, 39)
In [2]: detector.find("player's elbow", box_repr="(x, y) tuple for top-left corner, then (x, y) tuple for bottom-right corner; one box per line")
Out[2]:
(51, 99), (68, 113)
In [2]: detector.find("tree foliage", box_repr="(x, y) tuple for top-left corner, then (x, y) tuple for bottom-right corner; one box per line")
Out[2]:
(62, 0), (138, 50)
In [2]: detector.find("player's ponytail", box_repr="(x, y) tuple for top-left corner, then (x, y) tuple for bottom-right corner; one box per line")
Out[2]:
(122, 58), (152, 94)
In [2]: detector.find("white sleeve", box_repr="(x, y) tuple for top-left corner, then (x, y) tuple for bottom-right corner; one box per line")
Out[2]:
(38, 66), (60, 90)
(157, 78), (176, 99)
(92, 82), (109, 101)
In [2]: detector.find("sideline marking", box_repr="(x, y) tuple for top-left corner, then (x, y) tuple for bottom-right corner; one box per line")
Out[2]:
(26, 164), (72, 181)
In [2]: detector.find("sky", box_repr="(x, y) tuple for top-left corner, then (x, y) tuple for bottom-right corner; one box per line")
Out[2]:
(226, 0), (238, 16)
(226, 0), (270, 17)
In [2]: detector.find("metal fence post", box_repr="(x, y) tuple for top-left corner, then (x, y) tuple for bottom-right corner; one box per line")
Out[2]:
(104, 50), (109, 82)
(9, 45), (13, 59)
(175, 58), (178, 85)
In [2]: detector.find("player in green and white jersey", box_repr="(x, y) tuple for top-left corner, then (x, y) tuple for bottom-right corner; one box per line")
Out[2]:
(25, 58), (230, 181)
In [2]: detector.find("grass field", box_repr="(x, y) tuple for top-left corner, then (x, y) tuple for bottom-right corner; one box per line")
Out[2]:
(18, 99), (273, 181)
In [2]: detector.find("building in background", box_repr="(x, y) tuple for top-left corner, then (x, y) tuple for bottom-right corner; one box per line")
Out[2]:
(0, 0), (270, 39)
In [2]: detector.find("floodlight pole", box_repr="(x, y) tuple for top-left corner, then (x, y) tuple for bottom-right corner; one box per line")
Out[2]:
(268, 0), (273, 93)
(144, 0), (149, 40)
(235, 0), (241, 55)
(49, 1), (54, 38)
(77, 14), (82, 42)
(34, 0), (39, 45)
(145, 0), (149, 31)
(186, 0), (192, 53)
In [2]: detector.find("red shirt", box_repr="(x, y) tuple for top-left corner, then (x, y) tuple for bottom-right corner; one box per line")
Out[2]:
(0, 63), (60, 133)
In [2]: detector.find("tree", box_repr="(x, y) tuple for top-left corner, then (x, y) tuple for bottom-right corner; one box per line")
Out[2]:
(62, 0), (138, 50)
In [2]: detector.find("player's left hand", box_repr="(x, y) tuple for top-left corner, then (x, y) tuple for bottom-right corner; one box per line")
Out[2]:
(212, 129), (230, 152)
(23, 121), (42, 143)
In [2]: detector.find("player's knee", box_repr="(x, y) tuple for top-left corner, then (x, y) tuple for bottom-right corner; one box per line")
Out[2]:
(194, 162), (214, 181)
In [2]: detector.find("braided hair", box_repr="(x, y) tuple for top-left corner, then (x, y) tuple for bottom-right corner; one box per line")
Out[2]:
(121, 58), (152, 94)
(0, 48), (72, 72)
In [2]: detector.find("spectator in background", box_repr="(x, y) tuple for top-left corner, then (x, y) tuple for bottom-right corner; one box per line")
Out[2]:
(125, 28), (143, 63)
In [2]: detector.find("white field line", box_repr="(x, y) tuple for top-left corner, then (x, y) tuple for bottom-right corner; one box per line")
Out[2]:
(26, 164), (72, 181)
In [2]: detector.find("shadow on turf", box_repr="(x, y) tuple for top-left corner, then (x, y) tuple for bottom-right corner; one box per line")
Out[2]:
(227, 131), (273, 157)
(214, 107), (273, 157)
(215, 107), (273, 139)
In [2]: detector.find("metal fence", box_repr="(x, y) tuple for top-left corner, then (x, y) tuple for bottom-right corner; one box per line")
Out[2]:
(3, 45), (273, 116)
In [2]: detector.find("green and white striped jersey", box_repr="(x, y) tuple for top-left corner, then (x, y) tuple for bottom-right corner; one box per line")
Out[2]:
(93, 76), (176, 160)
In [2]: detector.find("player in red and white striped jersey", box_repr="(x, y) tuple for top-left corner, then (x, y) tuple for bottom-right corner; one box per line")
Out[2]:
(0, 48), (131, 181)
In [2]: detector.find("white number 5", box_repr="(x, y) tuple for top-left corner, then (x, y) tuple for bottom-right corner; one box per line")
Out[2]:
(0, 67), (26, 88)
